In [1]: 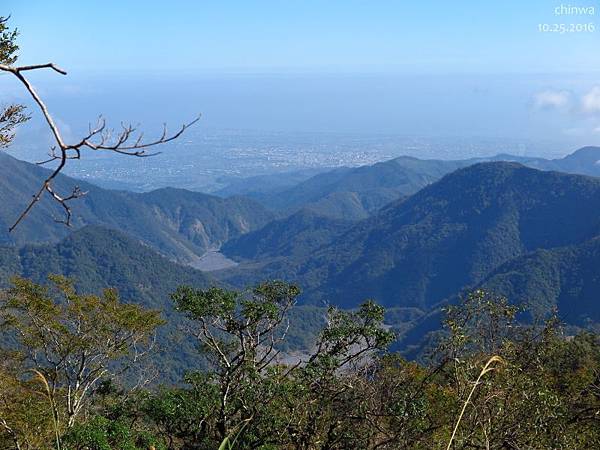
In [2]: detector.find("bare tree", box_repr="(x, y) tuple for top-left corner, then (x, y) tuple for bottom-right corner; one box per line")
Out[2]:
(0, 16), (199, 231)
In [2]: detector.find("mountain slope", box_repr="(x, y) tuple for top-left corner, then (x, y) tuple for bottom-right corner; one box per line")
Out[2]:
(222, 209), (353, 260)
(259, 157), (467, 219)
(479, 236), (600, 324)
(219, 163), (600, 312)
(0, 225), (216, 381)
(0, 152), (274, 263)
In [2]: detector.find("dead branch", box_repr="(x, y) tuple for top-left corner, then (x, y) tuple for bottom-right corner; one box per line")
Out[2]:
(0, 61), (199, 231)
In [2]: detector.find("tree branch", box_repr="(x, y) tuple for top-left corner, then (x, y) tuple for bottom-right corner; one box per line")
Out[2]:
(0, 61), (199, 231)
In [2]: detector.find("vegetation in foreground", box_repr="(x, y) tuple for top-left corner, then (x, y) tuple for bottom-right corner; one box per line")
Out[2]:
(0, 277), (598, 449)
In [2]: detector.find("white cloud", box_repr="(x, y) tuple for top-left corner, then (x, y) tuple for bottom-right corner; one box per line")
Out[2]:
(582, 86), (600, 115)
(533, 90), (572, 110)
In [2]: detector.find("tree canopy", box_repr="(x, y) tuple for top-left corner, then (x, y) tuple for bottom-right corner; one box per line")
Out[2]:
(0, 279), (598, 449)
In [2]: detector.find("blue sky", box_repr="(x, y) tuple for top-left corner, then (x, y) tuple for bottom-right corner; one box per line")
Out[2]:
(6, 0), (600, 73)
(2, 1), (600, 150)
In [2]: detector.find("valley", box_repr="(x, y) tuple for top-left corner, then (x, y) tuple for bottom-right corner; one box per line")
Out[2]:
(3, 146), (600, 364)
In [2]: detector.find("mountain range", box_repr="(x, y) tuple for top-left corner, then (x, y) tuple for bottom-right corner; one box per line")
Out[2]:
(216, 146), (600, 221)
(0, 152), (274, 265)
(218, 160), (600, 335)
(4, 146), (600, 362)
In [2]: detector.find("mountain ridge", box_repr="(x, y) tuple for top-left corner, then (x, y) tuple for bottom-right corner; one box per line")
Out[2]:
(0, 152), (275, 264)
(217, 161), (600, 318)
(215, 146), (600, 220)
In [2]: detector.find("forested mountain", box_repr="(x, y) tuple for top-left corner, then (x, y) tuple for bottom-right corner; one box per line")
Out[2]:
(0, 225), (217, 381)
(222, 209), (353, 260)
(218, 162), (600, 324)
(480, 236), (600, 325)
(0, 152), (274, 264)
(256, 157), (468, 219)
(215, 146), (600, 221)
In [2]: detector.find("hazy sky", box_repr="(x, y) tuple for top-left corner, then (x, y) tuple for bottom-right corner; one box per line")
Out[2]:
(7, 0), (600, 73)
(2, 1), (600, 150)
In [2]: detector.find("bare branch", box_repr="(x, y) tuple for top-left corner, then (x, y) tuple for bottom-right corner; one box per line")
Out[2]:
(12, 62), (67, 75)
(0, 61), (200, 231)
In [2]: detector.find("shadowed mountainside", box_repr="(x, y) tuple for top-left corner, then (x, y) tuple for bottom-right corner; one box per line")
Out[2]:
(218, 162), (600, 319)
(0, 152), (274, 264)
(216, 146), (600, 221)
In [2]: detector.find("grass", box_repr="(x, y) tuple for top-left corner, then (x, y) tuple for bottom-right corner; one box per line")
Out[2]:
(446, 355), (504, 450)
(30, 369), (61, 450)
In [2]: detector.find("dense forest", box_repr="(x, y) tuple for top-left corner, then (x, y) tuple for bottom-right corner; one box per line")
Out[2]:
(0, 277), (599, 449)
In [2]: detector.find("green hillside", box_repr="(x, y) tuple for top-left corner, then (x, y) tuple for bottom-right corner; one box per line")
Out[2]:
(215, 146), (600, 222)
(0, 152), (274, 264)
(480, 236), (600, 325)
(222, 209), (353, 260)
(0, 225), (216, 381)
(219, 163), (600, 317)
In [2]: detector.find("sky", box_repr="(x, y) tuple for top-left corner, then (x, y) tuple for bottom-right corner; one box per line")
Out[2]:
(6, 0), (600, 74)
(2, 1), (600, 152)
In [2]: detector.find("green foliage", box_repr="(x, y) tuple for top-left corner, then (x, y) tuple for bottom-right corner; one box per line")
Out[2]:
(63, 416), (164, 450)
(310, 301), (395, 369)
(0, 276), (163, 448)
(442, 289), (520, 356)
(171, 281), (302, 444)
(433, 290), (600, 449)
(0, 17), (29, 149)
(0, 278), (599, 449)
(0, 352), (56, 449)
(0, 103), (29, 149)
(0, 16), (18, 65)
(2, 275), (163, 371)
(167, 282), (394, 448)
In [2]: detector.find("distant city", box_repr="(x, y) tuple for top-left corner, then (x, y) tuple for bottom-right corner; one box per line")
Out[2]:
(10, 128), (571, 193)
